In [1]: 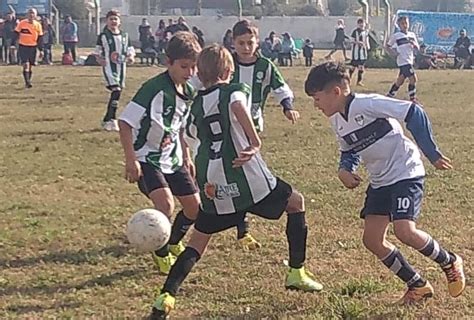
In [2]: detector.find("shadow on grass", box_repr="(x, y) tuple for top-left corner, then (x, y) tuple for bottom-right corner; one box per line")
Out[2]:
(0, 267), (146, 297)
(0, 244), (129, 269)
(6, 302), (82, 315)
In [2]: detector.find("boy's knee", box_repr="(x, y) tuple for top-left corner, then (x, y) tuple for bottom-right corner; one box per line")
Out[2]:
(393, 224), (416, 245)
(286, 190), (304, 213)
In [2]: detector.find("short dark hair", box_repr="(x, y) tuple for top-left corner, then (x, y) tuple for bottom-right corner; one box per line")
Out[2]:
(232, 19), (259, 39)
(166, 31), (201, 63)
(357, 18), (364, 24)
(304, 62), (350, 95)
(397, 16), (408, 24)
(106, 10), (120, 19)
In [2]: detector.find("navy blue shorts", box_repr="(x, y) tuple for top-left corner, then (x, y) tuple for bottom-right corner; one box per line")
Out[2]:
(399, 64), (415, 78)
(351, 59), (366, 67)
(360, 178), (424, 221)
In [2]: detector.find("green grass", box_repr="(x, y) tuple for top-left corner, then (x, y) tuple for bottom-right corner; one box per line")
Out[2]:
(0, 60), (472, 319)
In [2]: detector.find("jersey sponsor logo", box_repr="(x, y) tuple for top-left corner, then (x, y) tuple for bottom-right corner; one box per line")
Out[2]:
(354, 114), (365, 126)
(204, 182), (240, 200)
(255, 71), (264, 84)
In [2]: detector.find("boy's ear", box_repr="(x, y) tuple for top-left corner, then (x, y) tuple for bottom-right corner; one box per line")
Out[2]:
(165, 56), (173, 67)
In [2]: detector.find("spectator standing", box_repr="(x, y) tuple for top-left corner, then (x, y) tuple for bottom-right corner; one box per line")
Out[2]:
(155, 19), (166, 50)
(40, 17), (55, 64)
(281, 32), (295, 66)
(138, 18), (152, 53)
(0, 18), (4, 63)
(453, 29), (471, 69)
(3, 13), (17, 64)
(61, 15), (79, 62)
(303, 38), (314, 67)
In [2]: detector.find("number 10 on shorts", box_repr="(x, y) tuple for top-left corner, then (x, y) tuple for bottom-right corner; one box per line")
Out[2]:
(397, 197), (411, 213)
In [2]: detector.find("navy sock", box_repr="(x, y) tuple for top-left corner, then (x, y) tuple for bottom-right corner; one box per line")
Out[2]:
(418, 236), (454, 267)
(286, 212), (307, 269)
(236, 215), (249, 239)
(388, 83), (399, 97)
(408, 84), (416, 100)
(103, 90), (121, 122)
(357, 70), (364, 83)
(161, 247), (201, 296)
(381, 248), (425, 288)
(154, 244), (169, 257)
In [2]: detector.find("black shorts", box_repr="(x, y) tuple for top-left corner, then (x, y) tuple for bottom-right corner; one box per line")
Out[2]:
(194, 178), (293, 235)
(137, 162), (198, 197)
(19, 45), (37, 64)
(351, 59), (366, 67)
(360, 177), (424, 222)
(399, 64), (415, 78)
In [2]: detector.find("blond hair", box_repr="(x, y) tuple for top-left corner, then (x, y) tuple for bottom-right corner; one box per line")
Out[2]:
(197, 44), (234, 87)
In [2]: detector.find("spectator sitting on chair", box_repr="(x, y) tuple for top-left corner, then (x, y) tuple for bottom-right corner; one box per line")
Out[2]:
(281, 32), (295, 67)
(61, 15), (79, 62)
(261, 37), (276, 61)
(453, 29), (471, 69)
(141, 35), (157, 66)
(415, 44), (437, 70)
(303, 38), (314, 67)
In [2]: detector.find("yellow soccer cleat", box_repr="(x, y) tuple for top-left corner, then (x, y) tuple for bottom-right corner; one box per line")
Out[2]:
(151, 252), (176, 275)
(150, 292), (175, 320)
(169, 241), (185, 257)
(397, 281), (434, 305)
(285, 267), (323, 292)
(238, 233), (261, 251)
(442, 253), (466, 297)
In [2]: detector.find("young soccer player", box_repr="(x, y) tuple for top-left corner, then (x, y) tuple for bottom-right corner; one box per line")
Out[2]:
(304, 61), (465, 305)
(349, 18), (369, 86)
(95, 10), (135, 132)
(118, 32), (202, 274)
(386, 16), (419, 101)
(150, 44), (323, 319)
(14, 7), (42, 88)
(230, 19), (300, 249)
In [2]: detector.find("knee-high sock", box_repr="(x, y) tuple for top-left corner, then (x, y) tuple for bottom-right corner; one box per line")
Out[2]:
(286, 212), (307, 269)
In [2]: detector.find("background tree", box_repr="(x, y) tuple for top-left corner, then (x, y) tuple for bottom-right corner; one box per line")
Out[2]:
(54, 0), (88, 19)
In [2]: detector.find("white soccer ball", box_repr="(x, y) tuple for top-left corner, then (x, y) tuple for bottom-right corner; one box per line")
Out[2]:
(126, 208), (171, 253)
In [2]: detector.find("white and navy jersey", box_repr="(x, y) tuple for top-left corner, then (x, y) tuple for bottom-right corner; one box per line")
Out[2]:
(351, 28), (370, 61)
(387, 31), (419, 66)
(119, 72), (195, 174)
(231, 54), (293, 132)
(95, 28), (135, 88)
(331, 93), (425, 188)
(185, 83), (277, 215)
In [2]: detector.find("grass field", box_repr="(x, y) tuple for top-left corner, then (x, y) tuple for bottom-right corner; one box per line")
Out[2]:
(0, 61), (472, 319)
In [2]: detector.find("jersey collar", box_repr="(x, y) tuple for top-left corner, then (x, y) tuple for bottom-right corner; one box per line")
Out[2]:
(233, 52), (259, 67)
(340, 93), (356, 121)
(164, 71), (193, 101)
(198, 83), (225, 96)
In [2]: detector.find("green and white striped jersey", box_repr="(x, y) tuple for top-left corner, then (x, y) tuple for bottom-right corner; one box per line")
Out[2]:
(185, 82), (277, 215)
(119, 72), (195, 174)
(95, 28), (135, 88)
(231, 54), (293, 132)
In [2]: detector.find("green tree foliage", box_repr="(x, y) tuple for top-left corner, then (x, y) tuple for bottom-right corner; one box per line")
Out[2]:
(327, 0), (351, 16)
(54, 0), (88, 19)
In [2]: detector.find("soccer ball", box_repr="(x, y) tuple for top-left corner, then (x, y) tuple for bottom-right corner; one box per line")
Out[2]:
(126, 209), (171, 253)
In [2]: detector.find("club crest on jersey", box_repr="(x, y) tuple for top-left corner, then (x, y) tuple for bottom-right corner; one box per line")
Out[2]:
(256, 71), (264, 84)
(354, 114), (365, 126)
(204, 182), (240, 200)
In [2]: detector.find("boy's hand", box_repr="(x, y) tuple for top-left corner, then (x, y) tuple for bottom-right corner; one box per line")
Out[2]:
(232, 146), (259, 168)
(338, 169), (362, 189)
(284, 110), (300, 124)
(184, 157), (196, 178)
(125, 160), (142, 183)
(433, 154), (453, 170)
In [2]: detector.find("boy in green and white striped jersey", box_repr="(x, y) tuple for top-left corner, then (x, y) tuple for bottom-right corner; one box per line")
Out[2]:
(230, 20), (300, 250)
(95, 10), (136, 132)
(150, 45), (322, 319)
(118, 32), (202, 275)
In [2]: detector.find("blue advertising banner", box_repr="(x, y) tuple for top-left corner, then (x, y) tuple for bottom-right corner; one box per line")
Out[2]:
(396, 10), (474, 53)
(1, 0), (51, 16)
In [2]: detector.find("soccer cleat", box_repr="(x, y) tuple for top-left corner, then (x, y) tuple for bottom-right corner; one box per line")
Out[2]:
(397, 281), (434, 305)
(102, 119), (119, 132)
(442, 253), (465, 297)
(285, 267), (323, 292)
(151, 252), (176, 275)
(25, 83), (33, 89)
(238, 233), (261, 251)
(357, 82), (365, 87)
(150, 292), (175, 319)
(169, 241), (185, 257)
